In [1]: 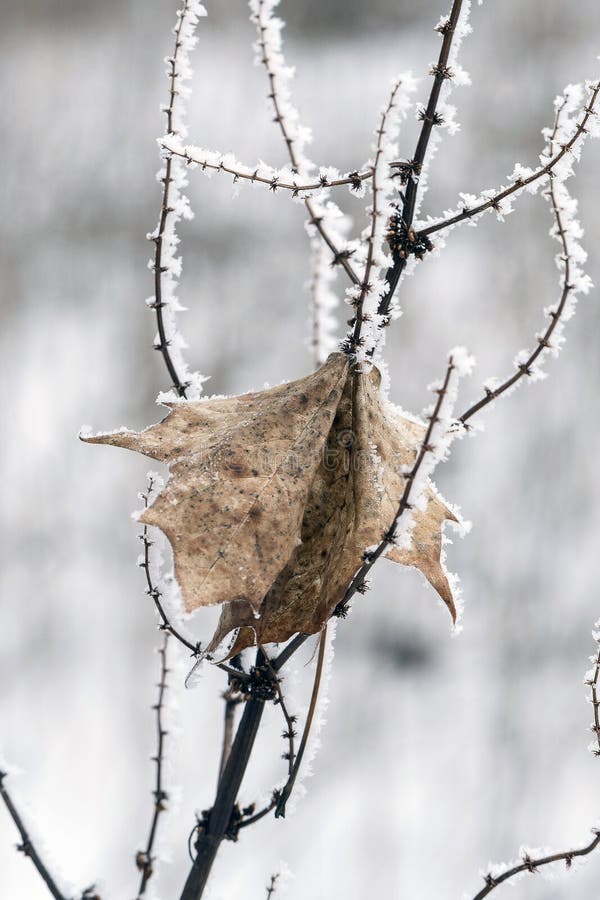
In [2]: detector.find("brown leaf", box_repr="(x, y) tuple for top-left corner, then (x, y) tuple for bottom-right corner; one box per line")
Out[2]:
(83, 353), (349, 613)
(83, 352), (459, 658)
(208, 358), (458, 658)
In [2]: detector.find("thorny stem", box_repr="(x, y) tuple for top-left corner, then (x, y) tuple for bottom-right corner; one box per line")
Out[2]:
(253, 0), (362, 289)
(136, 633), (170, 897)
(261, 650), (297, 779)
(586, 632), (600, 757)
(275, 627), (328, 818)
(377, 0), (465, 321)
(420, 80), (600, 240)
(148, 0), (193, 398)
(163, 145), (372, 194)
(179, 635), (312, 900)
(0, 771), (70, 900)
(349, 79), (403, 353)
(470, 830), (600, 899)
(458, 97), (576, 424)
(339, 355), (456, 610)
(265, 874), (279, 898)
(180, 650), (268, 900)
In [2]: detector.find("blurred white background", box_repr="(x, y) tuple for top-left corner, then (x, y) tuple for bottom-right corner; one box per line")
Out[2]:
(1, 1), (600, 898)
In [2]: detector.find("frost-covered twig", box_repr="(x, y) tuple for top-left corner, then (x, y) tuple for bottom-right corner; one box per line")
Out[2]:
(275, 626), (328, 818)
(585, 622), (600, 758)
(252, 0), (360, 369)
(0, 771), (71, 900)
(346, 77), (410, 359)
(337, 349), (471, 611)
(378, 0), (470, 321)
(469, 829), (600, 899)
(135, 633), (170, 898)
(459, 87), (594, 425)
(148, 0), (207, 399)
(161, 141), (372, 195)
(419, 80), (600, 240)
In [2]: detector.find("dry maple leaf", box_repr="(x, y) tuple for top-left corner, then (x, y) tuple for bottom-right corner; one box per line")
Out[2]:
(83, 352), (459, 658)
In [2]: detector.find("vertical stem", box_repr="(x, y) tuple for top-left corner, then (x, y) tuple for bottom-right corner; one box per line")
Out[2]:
(378, 0), (464, 320)
(180, 695), (266, 900)
(217, 691), (240, 785)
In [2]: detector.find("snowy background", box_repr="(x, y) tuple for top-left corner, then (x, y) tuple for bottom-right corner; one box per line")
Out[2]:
(1, 1), (600, 898)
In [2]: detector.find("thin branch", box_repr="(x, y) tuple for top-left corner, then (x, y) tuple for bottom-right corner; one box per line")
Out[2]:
(236, 792), (280, 831)
(378, 0), (465, 320)
(139, 480), (249, 684)
(139, 483), (198, 655)
(458, 96), (583, 425)
(347, 78), (404, 354)
(585, 627), (600, 758)
(338, 354), (457, 611)
(470, 829), (600, 899)
(148, 0), (201, 398)
(161, 143), (371, 194)
(275, 626), (328, 818)
(419, 80), (600, 239)
(261, 649), (297, 779)
(273, 633), (310, 671)
(136, 633), (171, 897)
(253, 0), (362, 289)
(0, 771), (70, 900)
(265, 874), (279, 899)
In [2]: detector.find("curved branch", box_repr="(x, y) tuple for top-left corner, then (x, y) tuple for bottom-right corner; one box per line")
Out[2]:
(135, 633), (170, 897)
(420, 80), (600, 240)
(160, 143), (372, 195)
(275, 627), (327, 818)
(148, 0), (199, 398)
(458, 94), (589, 425)
(470, 830), (600, 899)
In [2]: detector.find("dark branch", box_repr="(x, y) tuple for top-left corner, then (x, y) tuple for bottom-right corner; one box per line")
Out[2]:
(470, 829), (600, 899)
(275, 627), (327, 818)
(586, 630), (600, 758)
(265, 874), (279, 899)
(162, 146), (373, 194)
(261, 650), (297, 779)
(420, 80), (600, 239)
(135, 633), (171, 897)
(0, 771), (71, 900)
(377, 0), (465, 321)
(148, 0), (194, 398)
